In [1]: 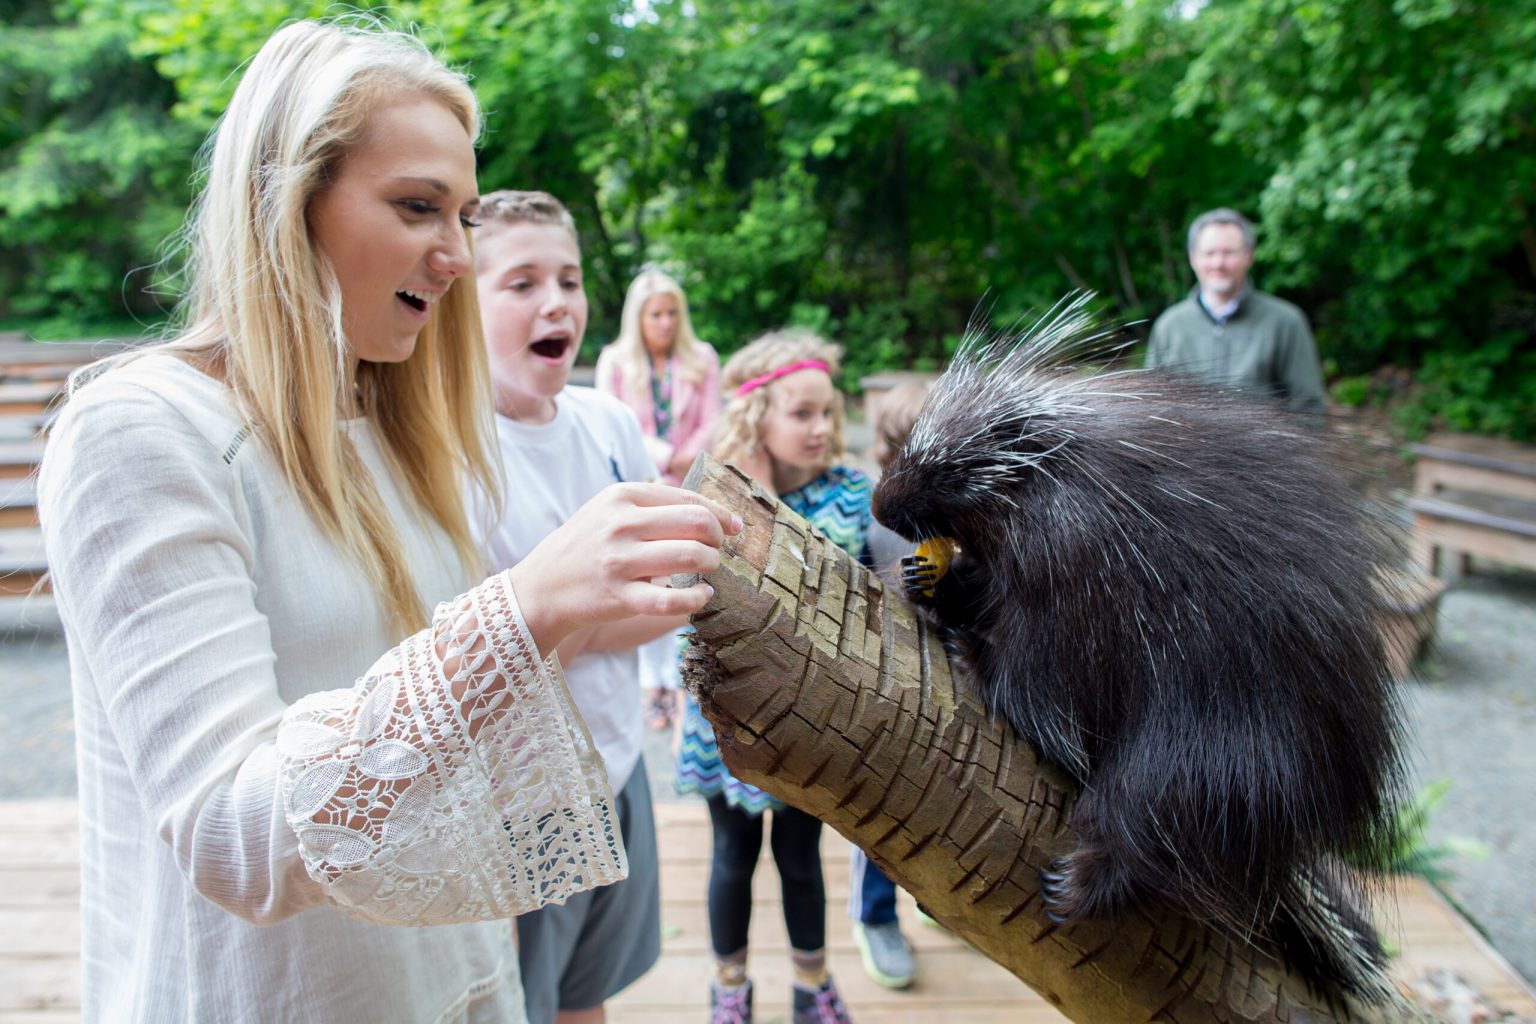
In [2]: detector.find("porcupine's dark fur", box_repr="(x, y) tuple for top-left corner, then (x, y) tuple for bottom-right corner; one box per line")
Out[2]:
(872, 295), (1409, 1001)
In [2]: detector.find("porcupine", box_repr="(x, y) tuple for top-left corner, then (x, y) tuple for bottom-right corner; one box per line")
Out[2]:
(872, 294), (1408, 1000)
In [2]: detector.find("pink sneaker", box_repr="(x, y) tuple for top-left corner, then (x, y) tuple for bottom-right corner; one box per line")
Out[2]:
(791, 977), (852, 1024)
(710, 978), (753, 1024)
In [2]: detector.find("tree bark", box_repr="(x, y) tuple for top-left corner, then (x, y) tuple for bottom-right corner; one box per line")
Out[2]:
(676, 453), (1429, 1024)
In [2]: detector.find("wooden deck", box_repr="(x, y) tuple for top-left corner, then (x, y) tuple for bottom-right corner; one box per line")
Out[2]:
(3, 799), (1534, 1021)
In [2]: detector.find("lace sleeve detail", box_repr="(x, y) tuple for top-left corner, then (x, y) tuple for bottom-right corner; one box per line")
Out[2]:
(276, 571), (627, 925)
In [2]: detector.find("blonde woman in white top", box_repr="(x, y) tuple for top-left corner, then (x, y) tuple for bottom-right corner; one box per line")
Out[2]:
(36, 19), (734, 1024)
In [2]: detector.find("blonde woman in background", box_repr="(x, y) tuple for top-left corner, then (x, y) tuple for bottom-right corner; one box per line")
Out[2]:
(594, 268), (721, 486)
(37, 20), (735, 1023)
(594, 268), (722, 729)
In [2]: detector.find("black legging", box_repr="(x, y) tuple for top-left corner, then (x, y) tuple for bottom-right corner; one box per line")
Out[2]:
(705, 793), (825, 956)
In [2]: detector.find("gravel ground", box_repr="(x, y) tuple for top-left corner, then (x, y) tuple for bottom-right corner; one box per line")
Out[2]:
(5, 565), (1534, 985)
(1399, 568), (1536, 984)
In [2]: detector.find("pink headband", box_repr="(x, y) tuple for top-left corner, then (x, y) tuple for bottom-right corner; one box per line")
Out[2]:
(734, 359), (833, 398)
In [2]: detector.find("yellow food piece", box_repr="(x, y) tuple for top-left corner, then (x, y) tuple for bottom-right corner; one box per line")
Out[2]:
(913, 536), (959, 596)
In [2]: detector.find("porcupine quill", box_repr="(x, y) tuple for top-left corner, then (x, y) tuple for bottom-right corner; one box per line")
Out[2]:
(873, 293), (1409, 1001)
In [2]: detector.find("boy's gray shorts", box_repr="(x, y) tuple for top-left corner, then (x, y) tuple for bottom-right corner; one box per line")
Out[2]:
(516, 759), (661, 1021)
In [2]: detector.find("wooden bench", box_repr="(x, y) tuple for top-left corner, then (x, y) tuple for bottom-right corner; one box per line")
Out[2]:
(1375, 566), (1448, 679)
(0, 412), (52, 442)
(0, 337), (137, 375)
(0, 477), (37, 529)
(0, 527), (46, 596)
(0, 381), (64, 417)
(0, 361), (76, 384)
(1409, 433), (1536, 577)
(0, 440), (45, 480)
(0, 342), (114, 607)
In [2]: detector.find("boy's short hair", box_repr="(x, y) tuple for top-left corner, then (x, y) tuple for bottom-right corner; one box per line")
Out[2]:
(476, 190), (578, 244)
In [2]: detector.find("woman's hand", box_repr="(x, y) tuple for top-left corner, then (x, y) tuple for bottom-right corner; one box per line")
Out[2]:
(508, 483), (741, 656)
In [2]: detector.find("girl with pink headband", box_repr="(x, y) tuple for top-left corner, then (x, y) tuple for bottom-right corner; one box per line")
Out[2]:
(678, 329), (869, 1024)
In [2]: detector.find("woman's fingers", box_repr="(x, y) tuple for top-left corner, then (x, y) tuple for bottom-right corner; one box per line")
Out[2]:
(610, 539), (721, 581)
(607, 482), (742, 538)
(511, 482), (744, 653)
(623, 579), (715, 618)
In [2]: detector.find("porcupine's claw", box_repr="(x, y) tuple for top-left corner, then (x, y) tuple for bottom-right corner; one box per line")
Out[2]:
(900, 554), (940, 602)
(1038, 858), (1075, 924)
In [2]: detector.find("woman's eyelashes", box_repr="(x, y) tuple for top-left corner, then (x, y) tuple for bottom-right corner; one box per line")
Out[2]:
(396, 198), (479, 228)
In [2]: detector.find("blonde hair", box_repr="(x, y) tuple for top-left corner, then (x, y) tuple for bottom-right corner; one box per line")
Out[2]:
(713, 328), (846, 473)
(608, 268), (709, 395)
(475, 189), (579, 244)
(156, 18), (497, 634)
(869, 379), (933, 470)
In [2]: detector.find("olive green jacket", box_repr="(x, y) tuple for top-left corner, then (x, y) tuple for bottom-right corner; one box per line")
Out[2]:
(1146, 287), (1326, 416)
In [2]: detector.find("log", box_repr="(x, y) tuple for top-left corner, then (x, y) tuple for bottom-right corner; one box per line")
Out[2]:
(677, 454), (1428, 1024)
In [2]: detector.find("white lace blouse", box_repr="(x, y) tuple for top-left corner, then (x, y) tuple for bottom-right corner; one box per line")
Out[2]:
(37, 355), (625, 1023)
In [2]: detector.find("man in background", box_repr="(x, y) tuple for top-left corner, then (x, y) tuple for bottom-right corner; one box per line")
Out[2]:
(1147, 208), (1326, 417)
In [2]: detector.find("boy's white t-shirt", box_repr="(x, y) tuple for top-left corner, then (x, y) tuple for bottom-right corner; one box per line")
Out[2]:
(480, 386), (658, 794)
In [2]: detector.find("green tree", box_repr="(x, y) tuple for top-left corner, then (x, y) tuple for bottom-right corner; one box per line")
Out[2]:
(4, 0), (1534, 436)
(0, 0), (197, 329)
(1166, 0), (1536, 433)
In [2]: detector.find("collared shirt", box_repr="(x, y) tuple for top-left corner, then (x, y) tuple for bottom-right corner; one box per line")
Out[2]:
(1147, 286), (1327, 417)
(1198, 289), (1243, 323)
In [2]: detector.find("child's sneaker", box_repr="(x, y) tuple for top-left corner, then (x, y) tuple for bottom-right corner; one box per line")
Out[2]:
(791, 977), (852, 1024)
(646, 687), (676, 730)
(852, 920), (916, 988)
(710, 978), (753, 1024)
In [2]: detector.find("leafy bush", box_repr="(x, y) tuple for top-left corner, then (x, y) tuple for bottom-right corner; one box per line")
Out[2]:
(1393, 332), (1536, 442)
(1355, 779), (1489, 884)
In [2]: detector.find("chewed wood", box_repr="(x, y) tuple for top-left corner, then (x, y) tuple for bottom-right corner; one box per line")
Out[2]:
(680, 453), (1435, 1024)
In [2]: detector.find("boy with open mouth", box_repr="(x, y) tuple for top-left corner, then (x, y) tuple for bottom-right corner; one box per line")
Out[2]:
(473, 189), (688, 1024)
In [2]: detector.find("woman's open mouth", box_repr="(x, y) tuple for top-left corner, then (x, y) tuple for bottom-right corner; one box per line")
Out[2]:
(530, 334), (572, 360)
(396, 289), (436, 320)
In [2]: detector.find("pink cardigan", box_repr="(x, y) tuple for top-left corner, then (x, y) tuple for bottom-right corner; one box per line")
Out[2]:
(593, 341), (722, 485)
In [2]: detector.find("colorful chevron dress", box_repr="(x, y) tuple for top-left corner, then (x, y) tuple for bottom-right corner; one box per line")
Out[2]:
(675, 464), (873, 814)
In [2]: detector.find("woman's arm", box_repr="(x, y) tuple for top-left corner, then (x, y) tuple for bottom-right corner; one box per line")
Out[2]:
(41, 378), (736, 928)
(668, 344), (723, 475)
(555, 612), (688, 659)
(41, 381), (330, 924)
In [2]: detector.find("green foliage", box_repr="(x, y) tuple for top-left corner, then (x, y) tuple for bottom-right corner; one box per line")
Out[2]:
(1328, 375), (1373, 409)
(1394, 330), (1536, 441)
(0, 1), (198, 323)
(1353, 779), (1490, 883)
(1172, 0), (1536, 377)
(0, 0), (1532, 433)
(660, 162), (829, 352)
